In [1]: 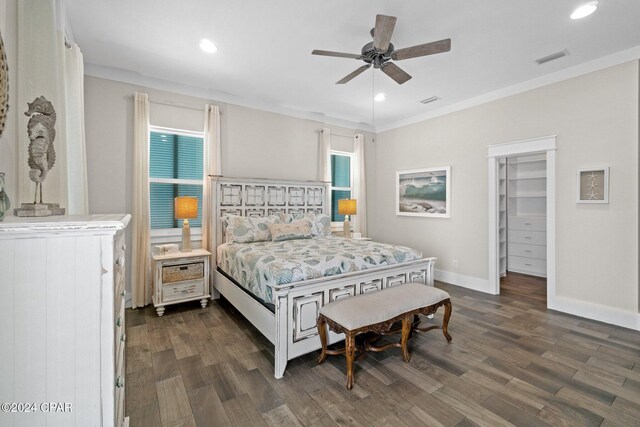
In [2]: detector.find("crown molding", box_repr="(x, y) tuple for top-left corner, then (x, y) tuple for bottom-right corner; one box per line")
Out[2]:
(84, 63), (374, 133)
(86, 43), (640, 135)
(376, 44), (640, 133)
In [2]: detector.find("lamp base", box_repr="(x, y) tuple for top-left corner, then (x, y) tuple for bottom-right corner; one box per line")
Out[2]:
(181, 220), (192, 252)
(343, 217), (351, 238)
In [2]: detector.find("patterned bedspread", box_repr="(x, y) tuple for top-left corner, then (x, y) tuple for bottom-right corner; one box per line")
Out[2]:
(217, 237), (422, 303)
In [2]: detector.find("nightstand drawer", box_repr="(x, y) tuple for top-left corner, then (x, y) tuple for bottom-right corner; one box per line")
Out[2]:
(163, 262), (204, 283)
(163, 279), (205, 302)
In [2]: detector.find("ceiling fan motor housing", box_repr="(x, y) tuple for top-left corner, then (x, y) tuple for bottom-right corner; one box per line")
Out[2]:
(361, 41), (394, 68)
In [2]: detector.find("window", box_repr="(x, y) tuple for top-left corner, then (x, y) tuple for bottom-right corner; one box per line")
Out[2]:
(330, 151), (353, 222)
(149, 127), (204, 231)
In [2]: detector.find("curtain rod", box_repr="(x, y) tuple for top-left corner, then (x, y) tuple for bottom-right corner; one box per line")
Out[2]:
(149, 99), (209, 112)
(127, 95), (221, 113)
(316, 129), (357, 139)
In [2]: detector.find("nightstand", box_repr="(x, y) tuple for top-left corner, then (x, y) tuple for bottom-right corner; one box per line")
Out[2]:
(152, 249), (211, 316)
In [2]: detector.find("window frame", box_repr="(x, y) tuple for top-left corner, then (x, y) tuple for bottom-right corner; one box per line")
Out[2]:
(149, 125), (205, 242)
(329, 150), (354, 229)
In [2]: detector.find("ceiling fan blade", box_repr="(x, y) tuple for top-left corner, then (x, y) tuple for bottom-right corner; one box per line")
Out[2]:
(373, 14), (397, 51)
(312, 49), (363, 60)
(336, 64), (371, 84)
(380, 62), (412, 85)
(391, 38), (451, 61)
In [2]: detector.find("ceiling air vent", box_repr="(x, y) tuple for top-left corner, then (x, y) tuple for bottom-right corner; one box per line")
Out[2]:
(535, 49), (569, 65)
(420, 96), (440, 104)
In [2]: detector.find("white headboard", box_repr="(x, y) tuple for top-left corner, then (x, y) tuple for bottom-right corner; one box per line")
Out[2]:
(208, 176), (331, 258)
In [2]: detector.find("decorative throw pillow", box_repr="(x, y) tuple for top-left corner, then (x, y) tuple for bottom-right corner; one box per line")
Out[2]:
(312, 213), (332, 237)
(224, 215), (279, 243)
(268, 220), (313, 242)
(283, 212), (332, 237)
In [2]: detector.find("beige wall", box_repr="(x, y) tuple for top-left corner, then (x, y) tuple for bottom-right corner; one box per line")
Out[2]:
(371, 61), (639, 315)
(83, 75), (374, 302)
(84, 76), (373, 213)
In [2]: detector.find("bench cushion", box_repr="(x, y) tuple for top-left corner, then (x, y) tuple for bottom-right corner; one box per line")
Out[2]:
(319, 283), (450, 330)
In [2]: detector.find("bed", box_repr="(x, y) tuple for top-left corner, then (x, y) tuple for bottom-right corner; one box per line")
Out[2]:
(208, 176), (437, 378)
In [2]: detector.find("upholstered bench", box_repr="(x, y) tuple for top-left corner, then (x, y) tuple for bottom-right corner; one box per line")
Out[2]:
(316, 283), (452, 389)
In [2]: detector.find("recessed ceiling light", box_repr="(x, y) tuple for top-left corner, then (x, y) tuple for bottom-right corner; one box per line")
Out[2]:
(199, 38), (218, 53)
(571, 1), (598, 20)
(374, 93), (386, 102)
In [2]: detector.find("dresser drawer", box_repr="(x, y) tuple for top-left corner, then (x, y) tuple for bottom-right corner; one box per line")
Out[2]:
(508, 256), (546, 276)
(508, 216), (545, 231)
(508, 230), (546, 246)
(162, 262), (204, 283)
(163, 279), (205, 302)
(508, 242), (546, 260)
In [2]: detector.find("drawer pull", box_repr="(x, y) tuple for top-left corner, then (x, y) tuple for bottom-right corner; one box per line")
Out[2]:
(525, 263), (532, 266)
(116, 377), (124, 388)
(180, 266), (188, 271)
(524, 250), (532, 253)
(524, 222), (532, 226)
(121, 290), (126, 297)
(116, 317), (121, 327)
(524, 236), (532, 239)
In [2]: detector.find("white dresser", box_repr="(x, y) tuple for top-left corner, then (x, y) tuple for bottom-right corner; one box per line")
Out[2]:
(0, 214), (131, 427)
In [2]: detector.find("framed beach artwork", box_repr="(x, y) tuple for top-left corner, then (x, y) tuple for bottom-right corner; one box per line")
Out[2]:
(396, 166), (451, 218)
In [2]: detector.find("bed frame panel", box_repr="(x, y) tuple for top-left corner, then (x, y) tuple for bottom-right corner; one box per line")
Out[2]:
(209, 176), (436, 378)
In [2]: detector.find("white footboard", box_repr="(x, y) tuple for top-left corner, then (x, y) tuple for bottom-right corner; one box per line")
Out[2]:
(272, 257), (436, 378)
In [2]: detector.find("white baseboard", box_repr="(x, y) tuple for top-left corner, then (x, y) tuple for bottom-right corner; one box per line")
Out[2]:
(548, 296), (640, 331)
(426, 270), (640, 331)
(435, 269), (494, 294)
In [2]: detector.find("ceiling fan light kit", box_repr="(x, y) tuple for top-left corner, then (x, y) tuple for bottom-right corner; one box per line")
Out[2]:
(312, 14), (451, 85)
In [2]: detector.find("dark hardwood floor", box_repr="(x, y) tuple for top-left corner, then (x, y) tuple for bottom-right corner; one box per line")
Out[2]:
(125, 281), (640, 426)
(501, 272), (547, 305)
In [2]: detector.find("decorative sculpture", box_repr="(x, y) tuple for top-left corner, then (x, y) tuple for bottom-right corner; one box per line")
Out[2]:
(26, 96), (57, 203)
(13, 96), (64, 216)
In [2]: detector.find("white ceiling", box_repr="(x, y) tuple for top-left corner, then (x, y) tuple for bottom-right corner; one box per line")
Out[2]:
(66, 0), (640, 130)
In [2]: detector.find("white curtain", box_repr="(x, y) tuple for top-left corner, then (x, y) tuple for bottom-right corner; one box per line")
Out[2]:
(201, 104), (221, 251)
(319, 127), (331, 215)
(353, 133), (367, 236)
(318, 128), (331, 182)
(17, 0), (88, 214)
(132, 92), (151, 308)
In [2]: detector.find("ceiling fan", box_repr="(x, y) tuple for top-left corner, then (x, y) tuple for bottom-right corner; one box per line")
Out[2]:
(312, 14), (451, 85)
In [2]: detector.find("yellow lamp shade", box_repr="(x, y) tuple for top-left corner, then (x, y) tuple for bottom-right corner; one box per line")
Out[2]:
(338, 199), (357, 216)
(174, 196), (198, 219)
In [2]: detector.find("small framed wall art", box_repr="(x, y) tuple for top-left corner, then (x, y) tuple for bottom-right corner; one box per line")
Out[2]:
(576, 167), (609, 203)
(396, 166), (451, 218)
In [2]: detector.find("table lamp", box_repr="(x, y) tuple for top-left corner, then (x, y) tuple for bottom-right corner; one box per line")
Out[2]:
(337, 199), (357, 238)
(175, 196), (198, 252)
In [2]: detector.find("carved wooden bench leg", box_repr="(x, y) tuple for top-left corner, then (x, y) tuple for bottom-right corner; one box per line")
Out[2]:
(442, 299), (453, 342)
(345, 332), (356, 390)
(400, 315), (412, 363)
(317, 315), (328, 364)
